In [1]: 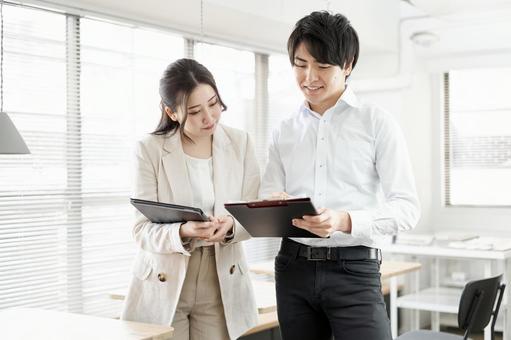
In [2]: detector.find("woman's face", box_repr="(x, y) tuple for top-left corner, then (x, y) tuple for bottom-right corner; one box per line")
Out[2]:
(169, 83), (222, 140)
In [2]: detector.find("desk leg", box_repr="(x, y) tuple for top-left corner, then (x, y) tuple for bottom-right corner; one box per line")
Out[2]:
(431, 258), (440, 332)
(414, 270), (420, 330)
(390, 276), (398, 338)
(504, 259), (510, 340)
(483, 261), (492, 340)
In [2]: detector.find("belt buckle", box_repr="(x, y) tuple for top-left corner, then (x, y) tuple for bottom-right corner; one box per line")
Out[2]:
(305, 247), (330, 261)
(373, 249), (382, 264)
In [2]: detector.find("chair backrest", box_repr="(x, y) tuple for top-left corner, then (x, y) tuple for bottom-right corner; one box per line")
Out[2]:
(458, 274), (505, 336)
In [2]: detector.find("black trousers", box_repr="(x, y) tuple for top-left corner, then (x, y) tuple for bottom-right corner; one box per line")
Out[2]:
(275, 239), (392, 340)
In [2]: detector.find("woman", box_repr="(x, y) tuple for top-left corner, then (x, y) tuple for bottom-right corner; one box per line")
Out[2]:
(121, 58), (259, 340)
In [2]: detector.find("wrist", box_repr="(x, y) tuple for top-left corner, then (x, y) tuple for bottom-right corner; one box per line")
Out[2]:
(344, 212), (352, 233)
(223, 216), (235, 242)
(178, 222), (186, 239)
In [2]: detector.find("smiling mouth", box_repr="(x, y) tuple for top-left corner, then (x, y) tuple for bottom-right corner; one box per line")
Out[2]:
(202, 123), (215, 130)
(303, 85), (323, 92)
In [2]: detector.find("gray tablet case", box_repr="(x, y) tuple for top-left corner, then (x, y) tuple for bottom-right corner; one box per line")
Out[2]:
(130, 198), (209, 223)
(224, 197), (320, 238)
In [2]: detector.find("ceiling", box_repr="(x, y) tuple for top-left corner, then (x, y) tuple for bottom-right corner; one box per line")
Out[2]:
(30, 0), (400, 55)
(24, 0), (511, 79)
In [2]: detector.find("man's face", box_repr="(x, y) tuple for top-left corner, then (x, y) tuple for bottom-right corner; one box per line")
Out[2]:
(293, 42), (351, 114)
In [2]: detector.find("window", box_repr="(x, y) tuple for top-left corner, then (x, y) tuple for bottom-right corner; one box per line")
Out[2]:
(0, 4), (184, 317)
(0, 2), (292, 316)
(0, 4), (69, 313)
(444, 69), (511, 206)
(195, 42), (255, 132)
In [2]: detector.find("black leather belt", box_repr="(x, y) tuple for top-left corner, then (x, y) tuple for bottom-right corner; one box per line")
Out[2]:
(282, 238), (382, 262)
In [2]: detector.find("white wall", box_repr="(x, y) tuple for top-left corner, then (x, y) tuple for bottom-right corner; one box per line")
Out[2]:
(353, 59), (433, 233)
(352, 5), (511, 236)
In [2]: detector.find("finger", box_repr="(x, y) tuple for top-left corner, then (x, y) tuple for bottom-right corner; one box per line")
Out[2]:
(195, 222), (214, 229)
(207, 224), (230, 242)
(201, 228), (217, 239)
(270, 192), (290, 200)
(209, 216), (221, 224)
(309, 226), (334, 238)
(292, 218), (314, 229)
(293, 217), (330, 229)
(302, 213), (329, 224)
(217, 215), (230, 223)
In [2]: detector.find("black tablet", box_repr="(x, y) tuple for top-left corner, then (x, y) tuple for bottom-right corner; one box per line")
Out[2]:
(225, 197), (320, 238)
(130, 198), (209, 224)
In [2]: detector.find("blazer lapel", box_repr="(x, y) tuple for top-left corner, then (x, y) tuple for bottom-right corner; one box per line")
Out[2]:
(161, 132), (193, 206)
(212, 126), (235, 215)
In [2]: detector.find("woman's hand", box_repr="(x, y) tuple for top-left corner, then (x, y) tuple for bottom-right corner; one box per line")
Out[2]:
(205, 215), (234, 243)
(179, 219), (218, 240)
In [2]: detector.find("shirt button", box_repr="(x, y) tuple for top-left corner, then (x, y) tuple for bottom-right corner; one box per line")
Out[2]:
(230, 265), (236, 275)
(157, 273), (166, 282)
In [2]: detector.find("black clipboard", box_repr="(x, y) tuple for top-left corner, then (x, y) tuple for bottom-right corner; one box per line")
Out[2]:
(224, 197), (320, 238)
(130, 198), (209, 224)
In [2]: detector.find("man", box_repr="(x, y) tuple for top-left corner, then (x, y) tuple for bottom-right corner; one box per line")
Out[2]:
(260, 11), (420, 340)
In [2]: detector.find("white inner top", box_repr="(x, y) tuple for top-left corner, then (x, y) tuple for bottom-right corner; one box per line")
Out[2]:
(184, 154), (215, 247)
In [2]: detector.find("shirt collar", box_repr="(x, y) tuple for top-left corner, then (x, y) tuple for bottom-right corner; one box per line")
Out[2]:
(300, 85), (361, 117)
(340, 85), (360, 109)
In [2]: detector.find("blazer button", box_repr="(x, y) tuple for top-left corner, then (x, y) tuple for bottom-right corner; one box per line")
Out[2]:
(229, 265), (236, 275)
(157, 273), (166, 282)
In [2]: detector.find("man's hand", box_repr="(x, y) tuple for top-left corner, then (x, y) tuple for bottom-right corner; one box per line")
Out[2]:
(292, 208), (352, 238)
(205, 215), (234, 242)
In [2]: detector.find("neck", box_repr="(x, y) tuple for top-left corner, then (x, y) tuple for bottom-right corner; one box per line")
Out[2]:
(182, 133), (213, 159)
(310, 88), (344, 115)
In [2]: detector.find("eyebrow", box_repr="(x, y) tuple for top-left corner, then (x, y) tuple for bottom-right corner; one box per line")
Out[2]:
(294, 57), (308, 63)
(187, 94), (217, 110)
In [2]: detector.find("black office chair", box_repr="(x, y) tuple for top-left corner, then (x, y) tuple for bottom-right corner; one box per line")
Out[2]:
(397, 274), (506, 340)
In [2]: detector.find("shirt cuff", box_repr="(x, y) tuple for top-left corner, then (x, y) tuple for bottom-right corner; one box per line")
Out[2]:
(348, 210), (373, 241)
(171, 223), (192, 256)
(221, 216), (236, 245)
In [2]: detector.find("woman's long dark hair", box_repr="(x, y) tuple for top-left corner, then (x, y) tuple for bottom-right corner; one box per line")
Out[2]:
(152, 58), (227, 139)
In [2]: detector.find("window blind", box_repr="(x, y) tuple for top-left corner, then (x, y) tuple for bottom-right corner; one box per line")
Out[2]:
(444, 68), (511, 206)
(0, 2), (292, 317)
(0, 4), (72, 312)
(0, 4), (185, 317)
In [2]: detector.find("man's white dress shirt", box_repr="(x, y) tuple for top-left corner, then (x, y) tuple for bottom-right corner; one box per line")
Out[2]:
(260, 86), (420, 248)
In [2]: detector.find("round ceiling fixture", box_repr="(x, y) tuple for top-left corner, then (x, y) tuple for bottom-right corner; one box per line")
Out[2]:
(409, 31), (440, 47)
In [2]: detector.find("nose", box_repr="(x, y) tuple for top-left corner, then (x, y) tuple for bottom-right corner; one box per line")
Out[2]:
(202, 106), (214, 124)
(305, 66), (318, 82)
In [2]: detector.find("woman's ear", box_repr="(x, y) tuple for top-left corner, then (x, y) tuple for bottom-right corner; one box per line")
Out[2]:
(165, 106), (179, 122)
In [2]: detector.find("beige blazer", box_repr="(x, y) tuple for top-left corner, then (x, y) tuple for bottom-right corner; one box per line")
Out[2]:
(121, 125), (260, 339)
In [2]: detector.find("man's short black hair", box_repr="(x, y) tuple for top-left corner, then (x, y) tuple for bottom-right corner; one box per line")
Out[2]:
(287, 11), (359, 73)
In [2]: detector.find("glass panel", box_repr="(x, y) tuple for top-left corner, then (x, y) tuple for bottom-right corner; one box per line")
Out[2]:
(448, 68), (511, 206)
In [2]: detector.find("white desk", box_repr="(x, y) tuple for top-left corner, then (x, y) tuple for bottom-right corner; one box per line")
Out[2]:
(110, 279), (276, 315)
(383, 243), (511, 340)
(0, 308), (173, 340)
(109, 280), (278, 336)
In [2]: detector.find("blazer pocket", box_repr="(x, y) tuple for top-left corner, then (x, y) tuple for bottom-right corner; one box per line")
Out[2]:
(132, 255), (154, 281)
